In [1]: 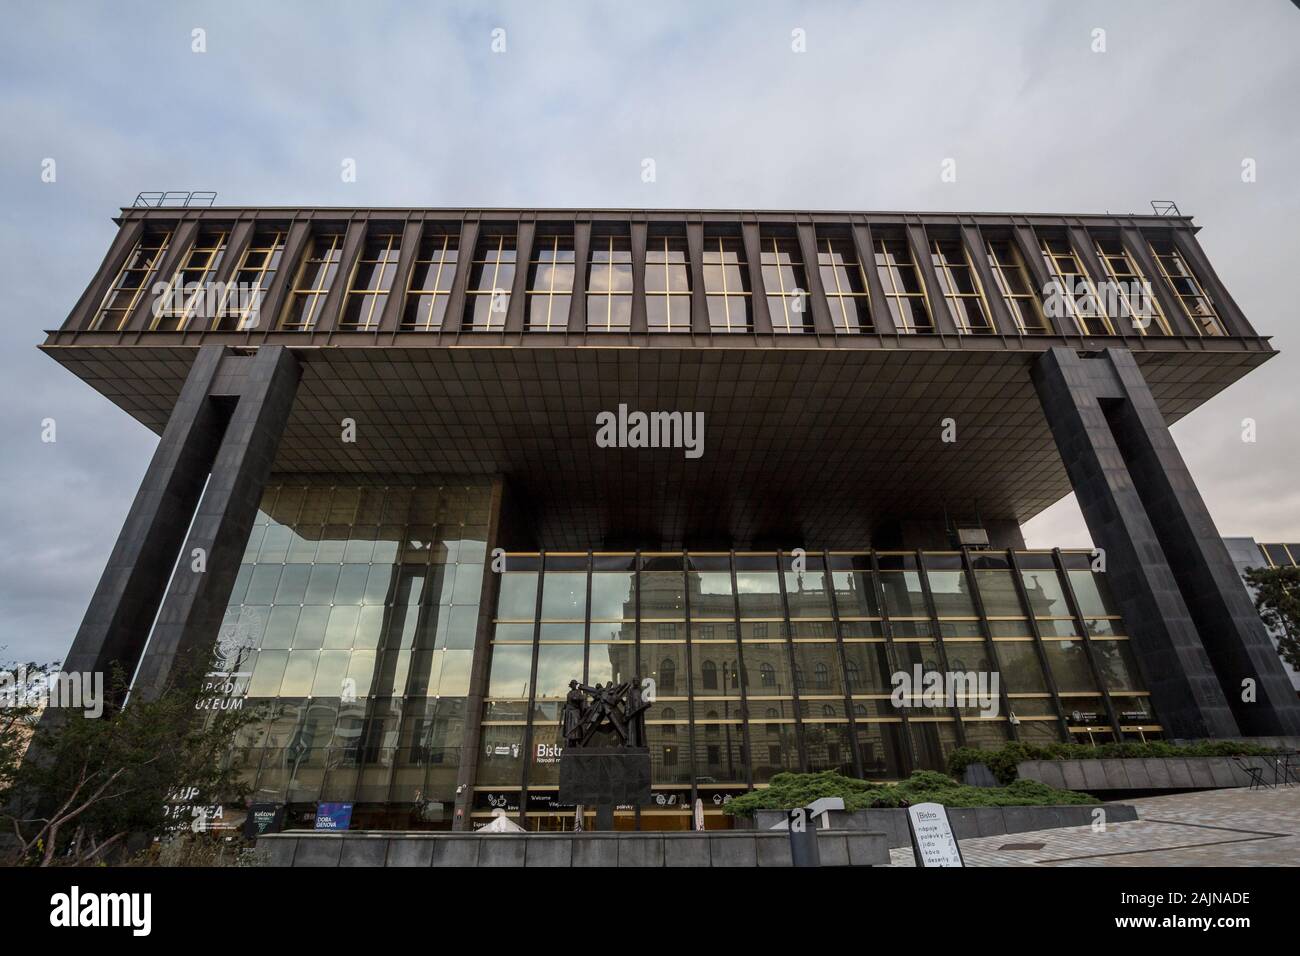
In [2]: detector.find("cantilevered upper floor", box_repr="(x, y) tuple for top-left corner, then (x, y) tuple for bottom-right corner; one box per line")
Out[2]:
(44, 206), (1270, 348)
(38, 207), (1277, 548)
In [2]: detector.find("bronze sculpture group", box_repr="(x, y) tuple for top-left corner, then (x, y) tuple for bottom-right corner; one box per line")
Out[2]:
(561, 678), (650, 749)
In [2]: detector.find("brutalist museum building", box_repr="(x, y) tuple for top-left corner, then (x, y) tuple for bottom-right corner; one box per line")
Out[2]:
(41, 205), (1300, 830)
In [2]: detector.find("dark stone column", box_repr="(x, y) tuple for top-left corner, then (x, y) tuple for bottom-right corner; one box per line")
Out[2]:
(1102, 350), (1300, 735)
(1031, 347), (1300, 738)
(61, 345), (231, 688)
(131, 346), (301, 700)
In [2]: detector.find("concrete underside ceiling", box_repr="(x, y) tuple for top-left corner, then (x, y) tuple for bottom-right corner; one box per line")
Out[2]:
(42, 344), (1270, 549)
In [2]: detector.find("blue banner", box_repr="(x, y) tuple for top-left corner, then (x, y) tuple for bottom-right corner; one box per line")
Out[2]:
(314, 802), (353, 831)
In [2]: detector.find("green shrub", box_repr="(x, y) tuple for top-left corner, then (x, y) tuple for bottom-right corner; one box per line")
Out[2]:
(722, 770), (1097, 817)
(946, 740), (1280, 785)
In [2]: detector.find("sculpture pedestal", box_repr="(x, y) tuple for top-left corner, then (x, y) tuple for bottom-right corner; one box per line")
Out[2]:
(559, 747), (652, 829)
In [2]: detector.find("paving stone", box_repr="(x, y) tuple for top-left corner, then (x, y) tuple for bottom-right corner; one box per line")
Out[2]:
(885, 787), (1300, 868)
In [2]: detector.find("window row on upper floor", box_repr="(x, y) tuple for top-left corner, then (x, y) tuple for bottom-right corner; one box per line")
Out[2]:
(88, 220), (1231, 338)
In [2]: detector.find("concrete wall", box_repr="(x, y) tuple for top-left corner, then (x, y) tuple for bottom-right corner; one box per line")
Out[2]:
(750, 805), (1136, 850)
(255, 828), (889, 867)
(1017, 755), (1290, 791)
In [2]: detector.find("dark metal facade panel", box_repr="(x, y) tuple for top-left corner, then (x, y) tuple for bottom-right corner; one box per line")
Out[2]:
(629, 220), (649, 335)
(907, 222), (956, 336)
(315, 218), (366, 336)
(445, 216), (477, 340)
(76, 219), (144, 332)
(128, 220), (197, 333)
(741, 220), (772, 335)
(379, 219), (425, 334)
(795, 221), (835, 337)
(962, 223), (1013, 336)
(1169, 227), (1251, 338)
(1122, 226), (1192, 338)
(569, 219), (592, 333)
(686, 220), (708, 336)
(259, 221), (310, 339)
(854, 222), (894, 335)
(506, 218), (534, 335)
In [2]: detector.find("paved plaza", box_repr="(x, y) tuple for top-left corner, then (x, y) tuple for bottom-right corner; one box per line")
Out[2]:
(886, 786), (1300, 866)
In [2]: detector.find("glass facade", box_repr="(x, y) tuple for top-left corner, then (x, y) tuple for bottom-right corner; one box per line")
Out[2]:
(213, 227), (287, 332)
(476, 548), (1157, 831)
(211, 481), (490, 830)
(340, 228), (402, 331)
(280, 230), (344, 331)
(525, 227), (575, 331)
(816, 234), (872, 333)
(91, 227), (173, 331)
(150, 227), (230, 332)
(1148, 236), (1227, 336)
(873, 236), (933, 333)
(400, 227), (458, 331)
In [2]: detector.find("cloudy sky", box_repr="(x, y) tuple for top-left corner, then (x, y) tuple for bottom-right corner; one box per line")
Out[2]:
(1, 1), (1297, 662)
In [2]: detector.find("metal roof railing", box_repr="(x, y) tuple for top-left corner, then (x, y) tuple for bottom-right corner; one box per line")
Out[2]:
(132, 190), (218, 208)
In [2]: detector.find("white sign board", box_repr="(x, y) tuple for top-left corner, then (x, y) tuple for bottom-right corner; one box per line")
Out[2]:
(693, 798), (705, 831)
(906, 802), (964, 867)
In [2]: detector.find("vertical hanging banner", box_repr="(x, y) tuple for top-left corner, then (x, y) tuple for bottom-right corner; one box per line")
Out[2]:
(906, 802), (964, 867)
